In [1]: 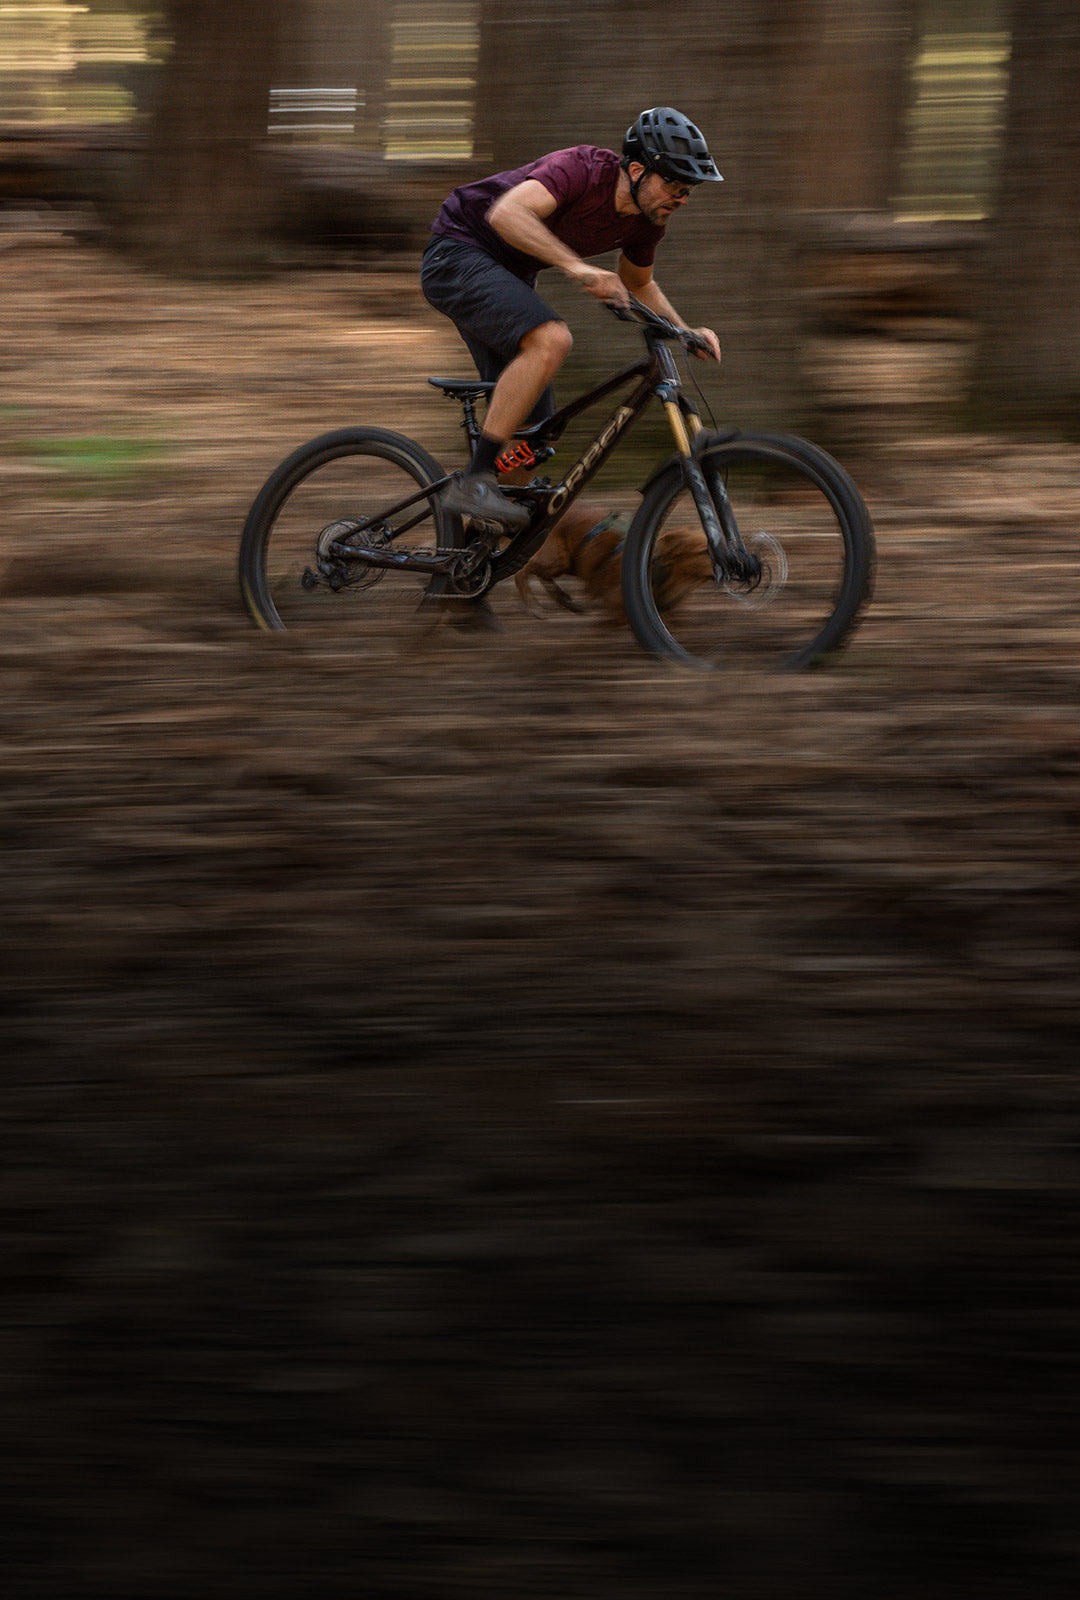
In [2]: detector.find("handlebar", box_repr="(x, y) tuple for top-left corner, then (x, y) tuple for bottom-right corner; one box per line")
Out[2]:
(606, 293), (712, 357)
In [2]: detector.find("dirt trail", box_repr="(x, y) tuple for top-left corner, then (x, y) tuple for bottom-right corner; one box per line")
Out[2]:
(3, 242), (1080, 1597)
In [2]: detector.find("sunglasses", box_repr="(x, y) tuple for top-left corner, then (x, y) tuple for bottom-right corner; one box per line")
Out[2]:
(656, 176), (694, 201)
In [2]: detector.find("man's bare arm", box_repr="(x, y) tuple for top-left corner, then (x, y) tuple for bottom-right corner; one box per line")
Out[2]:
(618, 256), (722, 362)
(487, 181), (630, 307)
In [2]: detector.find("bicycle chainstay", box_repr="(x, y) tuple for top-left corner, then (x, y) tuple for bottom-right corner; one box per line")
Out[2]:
(310, 521), (497, 595)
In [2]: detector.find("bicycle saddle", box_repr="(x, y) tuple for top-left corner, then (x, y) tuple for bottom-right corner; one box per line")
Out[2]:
(428, 378), (496, 400)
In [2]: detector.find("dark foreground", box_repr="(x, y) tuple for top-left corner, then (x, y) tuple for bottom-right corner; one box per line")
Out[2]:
(2, 244), (1080, 1597)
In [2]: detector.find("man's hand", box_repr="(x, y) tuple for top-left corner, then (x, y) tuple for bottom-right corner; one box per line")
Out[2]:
(689, 326), (722, 362)
(565, 262), (630, 308)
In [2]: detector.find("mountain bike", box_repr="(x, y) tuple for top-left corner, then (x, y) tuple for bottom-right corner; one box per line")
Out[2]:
(238, 297), (874, 670)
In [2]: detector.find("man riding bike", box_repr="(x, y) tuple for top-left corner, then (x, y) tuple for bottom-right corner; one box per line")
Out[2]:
(421, 106), (723, 534)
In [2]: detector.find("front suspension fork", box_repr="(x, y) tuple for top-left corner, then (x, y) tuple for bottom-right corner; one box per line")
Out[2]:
(660, 392), (757, 583)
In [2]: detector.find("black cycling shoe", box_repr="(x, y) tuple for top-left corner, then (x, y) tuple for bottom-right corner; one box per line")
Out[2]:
(439, 470), (530, 532)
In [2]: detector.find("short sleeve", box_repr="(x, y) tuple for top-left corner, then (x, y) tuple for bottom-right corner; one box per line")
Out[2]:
(620, 219), (666, 269)
(526, 148), (594, 209)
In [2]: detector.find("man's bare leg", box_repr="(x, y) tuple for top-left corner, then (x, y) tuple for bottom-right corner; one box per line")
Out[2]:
(483, 319), (573, 442)
(440, 321), (573, 533)
(430, 321), (574, 628)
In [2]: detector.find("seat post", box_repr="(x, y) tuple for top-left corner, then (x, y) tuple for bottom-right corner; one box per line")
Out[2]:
(427, 378), (495, 452)
(460, 394), (482, 451)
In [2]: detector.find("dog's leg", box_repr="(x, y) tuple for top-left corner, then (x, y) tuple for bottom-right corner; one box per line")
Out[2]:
(515, 571), (549, 619)
(542, 577), (590, 614)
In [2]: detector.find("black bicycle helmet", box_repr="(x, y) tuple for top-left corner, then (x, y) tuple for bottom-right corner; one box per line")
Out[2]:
(623, 106), (723, 185)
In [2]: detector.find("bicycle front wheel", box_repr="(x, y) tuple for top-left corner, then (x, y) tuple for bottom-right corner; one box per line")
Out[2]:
(622, 431), (875, 671)
(239, 427), (456, 635)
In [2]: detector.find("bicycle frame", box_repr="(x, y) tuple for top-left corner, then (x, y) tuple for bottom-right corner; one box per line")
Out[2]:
(329, 318), (749, 589)
(488, 343), (682, 581)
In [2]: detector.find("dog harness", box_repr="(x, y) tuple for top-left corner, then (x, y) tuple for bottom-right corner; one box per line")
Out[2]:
(579, 512), (677, 597)
(580, 513), (630, 574)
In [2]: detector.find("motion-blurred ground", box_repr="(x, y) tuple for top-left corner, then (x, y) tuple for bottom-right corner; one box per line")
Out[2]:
(2, 238), (1079, 1597)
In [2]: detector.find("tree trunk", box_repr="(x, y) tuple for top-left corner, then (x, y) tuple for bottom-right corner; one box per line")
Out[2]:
(784, 0), (916, 214)
(131, 0), (285, 274)
(970, 0), (1080, 433)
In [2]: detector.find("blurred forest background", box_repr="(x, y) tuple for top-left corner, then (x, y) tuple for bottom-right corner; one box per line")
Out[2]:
(1, 0), (1078, 435)
(4, 7), (1080, 1599)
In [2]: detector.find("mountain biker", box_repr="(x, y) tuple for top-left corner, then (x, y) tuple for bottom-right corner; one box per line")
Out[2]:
(421, 106), (724, 534)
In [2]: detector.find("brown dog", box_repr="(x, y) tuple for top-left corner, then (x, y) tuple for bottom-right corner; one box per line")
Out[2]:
(515, 502), (713, 625)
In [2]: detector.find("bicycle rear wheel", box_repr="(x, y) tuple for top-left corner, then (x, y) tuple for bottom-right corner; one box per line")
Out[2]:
(239, 426), (457, 635)
(622, 431), (875, 671)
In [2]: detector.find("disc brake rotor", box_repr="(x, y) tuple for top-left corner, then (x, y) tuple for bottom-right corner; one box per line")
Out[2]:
(723, 531), (787, 608)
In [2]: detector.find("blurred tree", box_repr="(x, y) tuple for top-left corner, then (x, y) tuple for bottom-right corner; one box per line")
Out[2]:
(473, 0), (809, 429)
(785, 0), (916, 213)
(971, 0), (1080, 433)
(130, 0), (286, 273)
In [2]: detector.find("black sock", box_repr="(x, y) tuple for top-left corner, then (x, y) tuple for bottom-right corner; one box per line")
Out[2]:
(470, 433), (502, 476)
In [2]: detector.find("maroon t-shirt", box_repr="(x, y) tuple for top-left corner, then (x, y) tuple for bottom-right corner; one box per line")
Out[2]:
(430, 145), (665, 286)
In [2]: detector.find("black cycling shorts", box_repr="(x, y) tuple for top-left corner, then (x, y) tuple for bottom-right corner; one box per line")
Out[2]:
(421, 236), (560, 424)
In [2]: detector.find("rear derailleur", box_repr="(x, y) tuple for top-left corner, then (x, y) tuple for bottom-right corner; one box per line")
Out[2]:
(302, 518), (389, 592)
